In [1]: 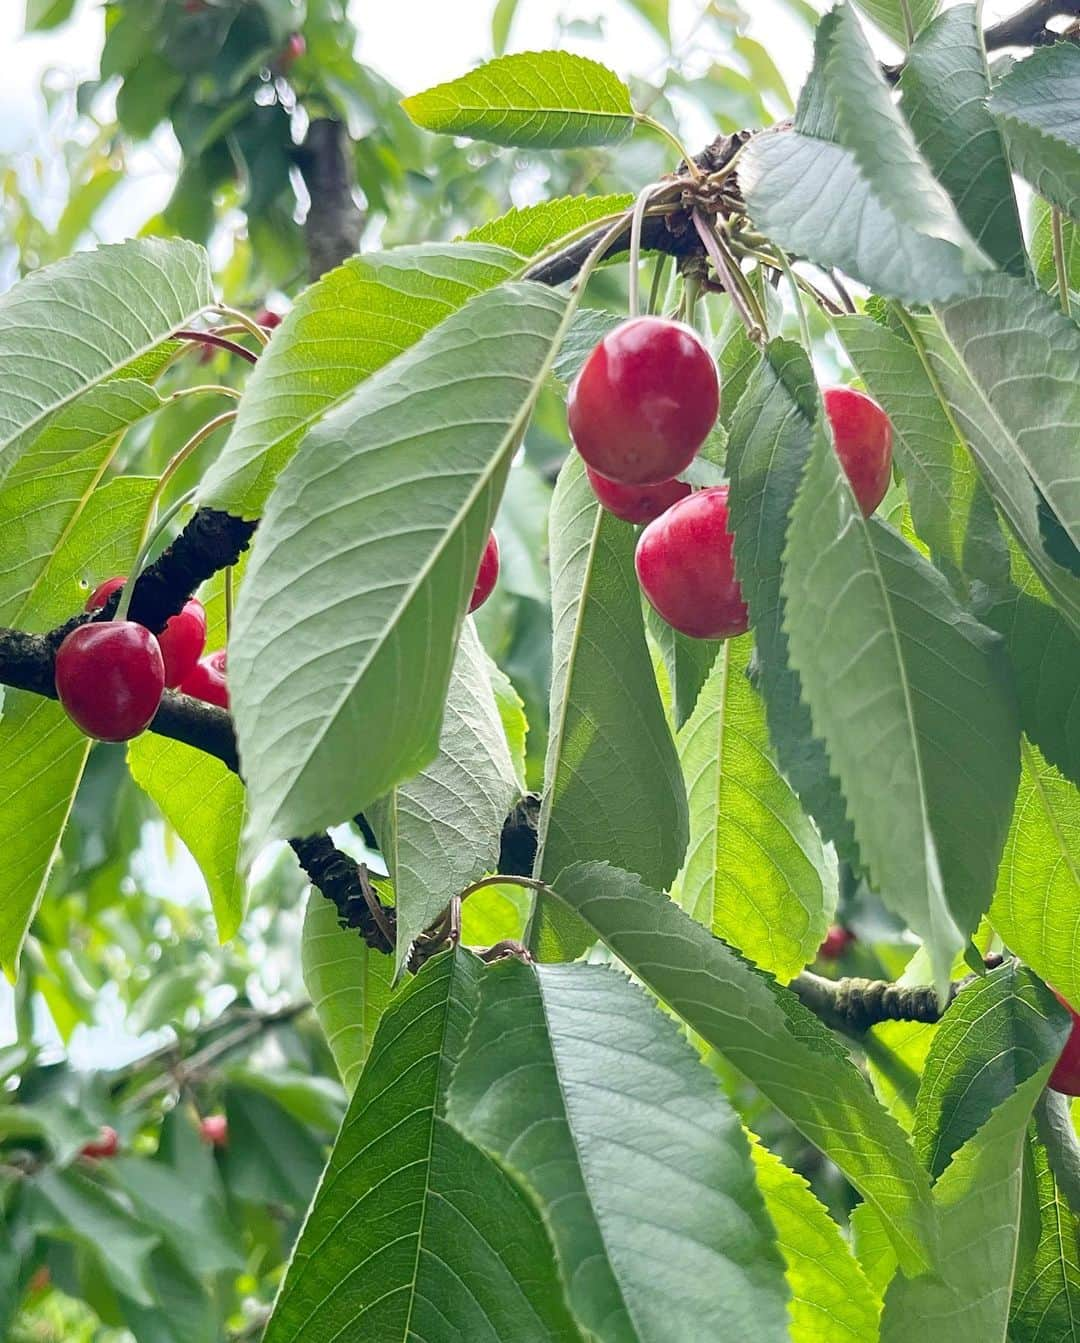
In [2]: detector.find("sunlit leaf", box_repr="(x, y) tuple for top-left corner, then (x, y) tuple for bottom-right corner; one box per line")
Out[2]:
(449, 958), (790, 1343)
(402, 51), (635, 149)
(230, 281), (567, 845)
(464, 193), (632, 257)
(550, 861), (937, 1276)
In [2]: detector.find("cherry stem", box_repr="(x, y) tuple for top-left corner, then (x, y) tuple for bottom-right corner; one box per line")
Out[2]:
(173, 330), (259, 365)
(627, 181), (662, 318)
(457, 873), (552, 905)
(168, 384), (243, 403)
(647, 254), (670, 315)
(224, 565), (234, 641)
(1052, 207), (1071, 316)
(634, 112), (702, 180)
(116, 411), (237, 622)
(775, 247), (812, 351)
(691, 210), (766, 344)
(212, 304), (271, 347)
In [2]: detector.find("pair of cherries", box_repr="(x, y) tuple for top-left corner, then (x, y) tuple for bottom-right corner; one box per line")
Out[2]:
(568, 316), (894, 640)
(55, 579), (228, 743)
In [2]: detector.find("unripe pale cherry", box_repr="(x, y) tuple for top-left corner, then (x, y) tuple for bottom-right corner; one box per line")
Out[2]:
(586, 465), (691, 525)
(823, 386), (893, 518)
(568, 317), (720, 486)
(81, 1125), (119, 1159)
(180, 649), (229, 710)
(200, 1113), (228, 1147)
(468, 532), (499, 613)
(86, 579), (207, 688)
(1049, 991), (1080, 1096)
(55, 622), (165, 742)
(635, 486), (748, 640)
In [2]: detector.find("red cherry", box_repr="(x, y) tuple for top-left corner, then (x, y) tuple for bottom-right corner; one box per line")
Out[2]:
(568, 317), (720, 486)
(55, 623), (165, 741)
(823, 387), (893, 518)
(586, 465), (691, 525)
(635, 486), (748, 640)
(180, 649), (229, 709)
(88, 580), (205, 688)
(157, 599), (207, 689)
(1049, 992), (1080, 1095)
(468, 533), (499, 613)
(85, 576), (125, 613)
(81, 1125), (119, 1159)
(199, 1113), (228, 1147)
(818, 925), (856, 961)
(256, 308), (282, 330)
(281, 31), (306, 66)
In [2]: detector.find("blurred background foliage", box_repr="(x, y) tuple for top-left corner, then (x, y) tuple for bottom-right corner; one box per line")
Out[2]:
(1, 1), (915, 1338)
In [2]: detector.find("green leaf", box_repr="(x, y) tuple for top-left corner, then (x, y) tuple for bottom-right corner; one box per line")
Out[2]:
(464, 193), (632, 257)
(0, 381), (161, 626)
(448, 958), (789, 1343)
(990, 740), (1080, 1009)
(978, 538), (1080, 789)
(991, 43), (1080, 222)
(230, 280), (567, 846)
(550, 861), (938, 1276)
(850, 0), (937, 46)
(899, 6), (1025, 276)
(485, 654), (528, 791)
(747, 1133), (882, 1342)
(552, 307), (623, 386)
(0, 239), (211, 487)
(782, 417), (1020, 993)
(741, 6), (991, 304)
(0, 474), (155, 977)
(849, 1202), (899, 1297)
(370, 620), (521, 979)
(264, 950), (582, 1342)
(199, 242), (521, 518)
(301, 889), (395, 1095)
(527, 455), (688, 960)
(491, 0), (519, 54)
(932, 274), (1080, 563)
(402, 51), (635, 149)
(27, 1167), (158, 1307)
(913, 962), (1069, 1180)
(725, 340), (852, 854)
(646, 606), (720, 730)
(24, 0), (77, 30)
(834, 315), (976, 577)
(716, 280), (780, 430)
(674, 635), (835, 982)
(880, 1069), (1050, 1341)
(220, 1086), (326, 1212)
(1031, 195), (1080, 293)
(1010, 1132), (1080, 1342)
(105, 1158), (241, 1279)
(127, 737), (246, 943)
(901, 308), (1080, 636)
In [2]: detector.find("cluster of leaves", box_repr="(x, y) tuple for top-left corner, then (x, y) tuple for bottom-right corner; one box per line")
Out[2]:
(3, 0), (1080, 1338)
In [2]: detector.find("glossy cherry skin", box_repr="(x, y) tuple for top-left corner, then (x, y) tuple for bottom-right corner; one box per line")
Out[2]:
(199, 1114), (228, 1148)
(85, 576), (125, 613)
(823, 386), (893, 518)
(635, 486), (748, 640)
(1049, 992), (1080, 1095)
(568, 317), (720, 486)
(256, 308), (282, 330)
(468, 532), (500, 613)
(818, 925), (856, 961)
(87, 579), (206, 688)
(586, 465), (691, 525)
(180, 649), (229, 710)
(55, 622), (165, 742)
(81, 1125), (119, 1159)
